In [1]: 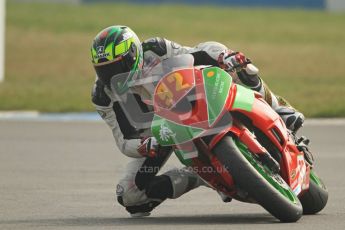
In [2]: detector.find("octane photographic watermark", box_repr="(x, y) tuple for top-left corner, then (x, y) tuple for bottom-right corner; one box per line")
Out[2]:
(137, 165), (230, 174)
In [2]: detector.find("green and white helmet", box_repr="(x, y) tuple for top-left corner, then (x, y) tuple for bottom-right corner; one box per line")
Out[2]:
(91, 25), (143, 94)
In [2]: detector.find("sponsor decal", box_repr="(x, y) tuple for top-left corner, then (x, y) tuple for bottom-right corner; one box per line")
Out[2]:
(291, 155), (307, 195)
(151, 115), (205, 146)
(159, 123), (176, 142)
(203, 68), (232, 126)
(97, 46), (104, 53)
(95, 46), (110, 59)
(207, 70), (215, 78)
(291, 169), (297, 180)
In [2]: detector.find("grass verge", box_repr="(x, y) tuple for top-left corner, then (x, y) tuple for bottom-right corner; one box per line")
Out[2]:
(1, 3), (345, 116)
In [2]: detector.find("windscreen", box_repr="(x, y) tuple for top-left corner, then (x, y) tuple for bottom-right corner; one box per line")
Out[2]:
(109, 54), (195, 130)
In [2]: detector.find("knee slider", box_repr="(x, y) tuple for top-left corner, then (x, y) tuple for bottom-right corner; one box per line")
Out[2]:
(125, 200), (161, 214)
(117, 195), (124, 206)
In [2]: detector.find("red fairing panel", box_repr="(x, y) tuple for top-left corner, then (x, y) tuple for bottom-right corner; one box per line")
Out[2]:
(230, 96), (310, 192)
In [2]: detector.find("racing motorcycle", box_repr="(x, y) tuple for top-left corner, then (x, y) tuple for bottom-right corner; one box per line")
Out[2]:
(111, 54), (328, 222)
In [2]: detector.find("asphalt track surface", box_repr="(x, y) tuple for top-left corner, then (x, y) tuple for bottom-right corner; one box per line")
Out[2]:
(0, 120), (344, 230)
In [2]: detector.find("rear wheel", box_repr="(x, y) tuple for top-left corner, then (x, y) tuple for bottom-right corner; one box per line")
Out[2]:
(299, 170), (328, 214)
(213, 135), (303, 222)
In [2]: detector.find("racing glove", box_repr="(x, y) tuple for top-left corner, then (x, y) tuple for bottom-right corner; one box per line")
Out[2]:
(218, 50), (250, 72)
(137, 137), (160, 158)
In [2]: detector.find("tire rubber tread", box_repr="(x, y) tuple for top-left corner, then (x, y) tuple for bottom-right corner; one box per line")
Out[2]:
(299, 179), (328, 214)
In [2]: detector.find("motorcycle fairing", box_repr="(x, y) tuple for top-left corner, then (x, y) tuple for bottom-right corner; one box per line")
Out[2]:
(151, 114), (205, 146)
(152, 67), (234, 146)
(232, 84), (255, 112)
(202, 67), (232, 126)
(227, 93), (310, 195)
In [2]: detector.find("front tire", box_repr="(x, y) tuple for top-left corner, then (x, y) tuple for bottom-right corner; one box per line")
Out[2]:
(213, 135), (303, 222)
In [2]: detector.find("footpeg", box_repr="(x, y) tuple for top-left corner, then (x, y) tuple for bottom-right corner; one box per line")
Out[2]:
(297, 136), (310, 146)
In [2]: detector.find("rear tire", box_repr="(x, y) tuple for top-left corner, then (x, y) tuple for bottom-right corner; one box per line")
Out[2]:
(213, 135), (303, 222)
(300, 171), (328, 214)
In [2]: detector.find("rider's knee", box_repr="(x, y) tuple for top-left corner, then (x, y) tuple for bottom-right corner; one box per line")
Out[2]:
(145, 175), (173, 200)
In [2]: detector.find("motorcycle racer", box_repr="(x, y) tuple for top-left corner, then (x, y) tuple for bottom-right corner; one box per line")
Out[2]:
(90, 25), (304, 217)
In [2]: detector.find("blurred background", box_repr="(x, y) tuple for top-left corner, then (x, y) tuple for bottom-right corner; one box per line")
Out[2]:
(1, 0), (345, 117)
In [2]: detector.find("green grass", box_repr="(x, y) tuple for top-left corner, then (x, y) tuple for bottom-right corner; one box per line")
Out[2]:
(1, 2), (345, 116)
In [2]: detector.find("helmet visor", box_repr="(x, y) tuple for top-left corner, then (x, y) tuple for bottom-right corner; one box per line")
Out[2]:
(94, 57), (131, 89)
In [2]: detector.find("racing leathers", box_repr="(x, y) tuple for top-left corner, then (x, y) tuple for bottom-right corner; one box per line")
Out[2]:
(91, 37), (304, 216)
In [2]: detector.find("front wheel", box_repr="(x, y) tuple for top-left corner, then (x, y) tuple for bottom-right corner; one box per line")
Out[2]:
(213, 135), (303, 222)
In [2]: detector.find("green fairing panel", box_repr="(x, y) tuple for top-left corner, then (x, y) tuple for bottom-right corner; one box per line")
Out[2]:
(232, 84), (255, 112)
(151, 115), (204, 146)
(174, 149), (194, 166)
(202, 67), (232, 126)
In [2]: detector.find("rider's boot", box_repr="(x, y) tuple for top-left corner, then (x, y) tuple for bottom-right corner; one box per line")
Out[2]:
(276, 107), (305, 133)
(256, 80), (305, 133)
(273, 95), (305, 133)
